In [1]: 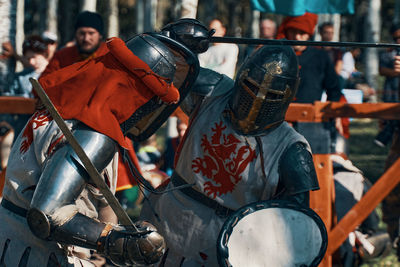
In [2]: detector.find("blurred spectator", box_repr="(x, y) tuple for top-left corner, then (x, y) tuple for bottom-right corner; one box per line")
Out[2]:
(340, 47), (377, 102)
(260, 18), (277, 39)
(277, 12), (344, 153)
(0, 121), (14, 198)
(161, 118), (188, 176)
(379, 23), (400, 103)
(41, 10), (108, 77)
(379, 23), (400, 263)
(6, 35), (49, 98)
(340, 47), (361, 82)
(137, 134), (168, 189)
(1, 42), (30, 68)
(1, 31), (58, 69)
(0, 36), (49, 177)
(319, 22), (343, 75)
(137, 135), (162, 170)
(198, 18), (239, 78)
(277, 12), (342, 104)
(241, 18), (278, 66)
(41, 31), (58, 61)
(331, 135), (391, 266)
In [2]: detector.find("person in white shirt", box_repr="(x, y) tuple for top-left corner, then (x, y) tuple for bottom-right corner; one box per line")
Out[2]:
(340, 47), (361, 81)
(198, 19), (239, 78)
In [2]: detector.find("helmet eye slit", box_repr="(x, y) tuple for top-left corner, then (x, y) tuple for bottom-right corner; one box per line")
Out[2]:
(242, 79), (258, 97)
(265, 90), (284, 100)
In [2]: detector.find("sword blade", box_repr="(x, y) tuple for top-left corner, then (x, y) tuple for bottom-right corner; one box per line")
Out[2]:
(210, 36), (400, 49)
(30, 78), (137, 231)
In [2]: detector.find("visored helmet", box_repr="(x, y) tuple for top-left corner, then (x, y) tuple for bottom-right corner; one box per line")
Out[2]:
(121, 33), (200, 142)
(161, 18), (214, 53)
(229, 45), (300, 136)
(125, 34), (176, 83)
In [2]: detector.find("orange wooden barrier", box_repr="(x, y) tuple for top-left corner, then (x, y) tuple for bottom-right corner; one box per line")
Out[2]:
(0, 98), (398, 120)
(327, 157), (400, 255)
(286, 101), (400, 121)
(310, 155), (335, 267)
(0, 96), (35, 114)
(287, 101), (400, 266)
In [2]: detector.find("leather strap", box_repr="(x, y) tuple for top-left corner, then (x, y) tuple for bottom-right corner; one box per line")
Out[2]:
(170, 172), (234, 218)
(1, 198), (28, 217)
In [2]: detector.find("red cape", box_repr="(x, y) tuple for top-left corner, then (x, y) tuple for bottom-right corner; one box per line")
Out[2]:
(39, 37), (179, 148)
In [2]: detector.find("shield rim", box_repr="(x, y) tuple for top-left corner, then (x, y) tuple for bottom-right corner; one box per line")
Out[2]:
(216, 199), (328, 267)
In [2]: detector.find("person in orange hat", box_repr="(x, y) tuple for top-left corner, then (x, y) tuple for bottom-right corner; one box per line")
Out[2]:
(277, 12), (344, 154)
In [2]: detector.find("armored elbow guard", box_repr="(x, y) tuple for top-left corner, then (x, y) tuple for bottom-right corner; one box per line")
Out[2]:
(279, 142), (319, 196)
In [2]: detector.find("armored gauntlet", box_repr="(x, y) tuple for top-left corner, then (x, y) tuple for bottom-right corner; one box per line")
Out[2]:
(98, 221), (166, 266)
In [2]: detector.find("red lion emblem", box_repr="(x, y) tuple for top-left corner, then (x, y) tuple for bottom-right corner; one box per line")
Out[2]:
(192, 121), (256, 198)
(20, 110), (53, 154)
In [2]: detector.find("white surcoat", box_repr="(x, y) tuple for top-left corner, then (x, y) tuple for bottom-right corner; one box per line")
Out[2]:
(0, 110), (118, 267)
(141, 87), (309, 266)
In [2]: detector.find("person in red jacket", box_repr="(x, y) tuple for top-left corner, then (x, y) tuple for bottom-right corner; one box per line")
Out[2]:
(41, 11), (108, 77)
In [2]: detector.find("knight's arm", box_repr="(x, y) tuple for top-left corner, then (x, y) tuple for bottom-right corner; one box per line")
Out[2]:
(276, 142), (319, 207)
(180, 67), (234, 116)
(27, 124), (164, 266)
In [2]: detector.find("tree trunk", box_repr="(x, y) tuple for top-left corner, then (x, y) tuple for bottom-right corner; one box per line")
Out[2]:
(46, 0), (58, 34)
(144, 0), (157, 32)
(81, 0), (96, 12)
(395, 0), (400, 25)
(15, 0), (24, 72)
(59, 0), (77, 46)
(0, 0), (12, 93)
(364, 0), (381, 90)
(249, 10), (260, 38)
(200, 0), (216, 24)
(107, 0), (119, 37)
(136, 0), (144, 33)
(179, 0), (198, 18)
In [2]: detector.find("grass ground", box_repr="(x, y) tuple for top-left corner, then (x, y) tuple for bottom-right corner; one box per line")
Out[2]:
(348, 119), (399, 266)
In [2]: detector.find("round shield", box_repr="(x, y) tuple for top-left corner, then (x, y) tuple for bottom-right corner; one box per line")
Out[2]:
(217, 200), (327, 267)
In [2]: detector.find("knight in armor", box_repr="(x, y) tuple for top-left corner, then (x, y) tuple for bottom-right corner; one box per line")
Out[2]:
(140, 19), (320, 266)
(0, 34), (194, 266)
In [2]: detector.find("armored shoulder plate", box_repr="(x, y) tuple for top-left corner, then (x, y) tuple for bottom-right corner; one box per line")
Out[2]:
(278, 142), (319, 195)
(191, 67), (234, 97)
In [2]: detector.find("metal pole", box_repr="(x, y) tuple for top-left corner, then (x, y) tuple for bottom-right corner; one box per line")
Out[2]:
(209, 36), (400, 49)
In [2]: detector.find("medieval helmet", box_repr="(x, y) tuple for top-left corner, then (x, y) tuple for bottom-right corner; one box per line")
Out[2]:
(125, 34), (176, 83)
(121, 34), (177, 136)
(160, 18), (214, 53)
(228, 45), (300, 136)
